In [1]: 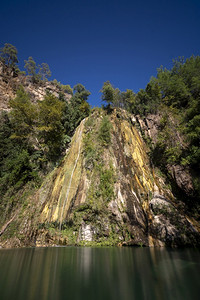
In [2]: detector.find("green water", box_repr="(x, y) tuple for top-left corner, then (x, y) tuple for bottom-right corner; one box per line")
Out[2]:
(0, 247), (199, 300)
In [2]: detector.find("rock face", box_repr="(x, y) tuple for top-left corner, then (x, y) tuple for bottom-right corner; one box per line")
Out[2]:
(136, 114), (195, 197)
(149, 193), (198, 247)
(1, 109), (199, 248)
(78, 224), (94, 242)
(0, 62), (71, 110)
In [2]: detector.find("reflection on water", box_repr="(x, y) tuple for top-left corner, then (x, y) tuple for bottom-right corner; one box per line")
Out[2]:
(0, 246), (200, 300)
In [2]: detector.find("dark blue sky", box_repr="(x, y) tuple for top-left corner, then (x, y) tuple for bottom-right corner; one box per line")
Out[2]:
(0, 0), (200, 106)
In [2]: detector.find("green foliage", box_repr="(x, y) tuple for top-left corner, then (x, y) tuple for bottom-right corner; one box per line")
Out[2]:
(24, 57), (51, 82)
(101, 81), (116, 106)
(73, 83), (91, 100)
(61, 84), (73, 95)
(0, 43), (18, 70)
(0, 111), (39, 195)
(156, 57), (200, 172)
(98, 163), (116, 202)
(150, 111), (183, 168)
(62, 83), (91, 136)
(1, 150), (36, 190)
(83, 114), (102, 170)
(83, 114), (116, 214)
(132, 78), (162, 115)
(101, 81), (136, 110)
(38, 93), (65, 159)
(39, 63), (51, 81)
(9, 86), (37, 139)
(85, 161), (116, 214)
(98, 116), (112, 146)
(121, 89), (136, 111)
(24, 56), (37, 79)
(0, 111), (14, 161)
(83, 132), (97, 167)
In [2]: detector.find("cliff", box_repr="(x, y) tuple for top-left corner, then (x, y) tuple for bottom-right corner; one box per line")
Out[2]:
(1, 108), (199, 248)
(0, 62), (71, 111)
(0, 58), (199, 248)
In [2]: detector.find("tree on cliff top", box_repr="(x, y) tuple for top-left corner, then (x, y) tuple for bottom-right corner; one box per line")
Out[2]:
(62, 84), (91, 136)
(101, 81), (136, 110)
(24, 58), (51, 83)
(101, 81), (116, 106)
(24, 56), (37, 78)
(39, 63), (51, 81)
(0, 43), (18, 70)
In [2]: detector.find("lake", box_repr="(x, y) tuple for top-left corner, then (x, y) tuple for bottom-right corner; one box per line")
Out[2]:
(0, 247), (199, 300)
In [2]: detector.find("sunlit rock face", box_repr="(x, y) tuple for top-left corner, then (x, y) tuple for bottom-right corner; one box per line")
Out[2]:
(27, 109), (199, 247)
(0, 62), (71, 110)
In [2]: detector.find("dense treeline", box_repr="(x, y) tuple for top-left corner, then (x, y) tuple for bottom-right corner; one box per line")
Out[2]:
(0, 84), (90, 196)
(101, 56), (200, 199)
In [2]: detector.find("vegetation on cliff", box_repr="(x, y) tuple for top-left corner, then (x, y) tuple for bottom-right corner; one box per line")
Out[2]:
(101, 56), (200, 209)
(0, 43), (18, 73)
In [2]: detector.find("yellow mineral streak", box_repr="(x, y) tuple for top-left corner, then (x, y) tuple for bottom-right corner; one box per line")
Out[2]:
(52, 206), (59, 222)
(120, 120), (154, 193)
(42, 204), (49, 218)
(134, 174), (144, 190)
(40, 119), (85, 224)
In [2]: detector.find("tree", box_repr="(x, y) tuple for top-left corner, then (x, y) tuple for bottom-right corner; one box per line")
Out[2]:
(101, 81), (127, 108)
(121, 89), (136, 111)
(9, 86), (37, 140)
(0, 109), (37, 195)
(61, 84), (73, 95)
(39, 63), (51, 81)
(24, 56), (37, 78)
(73, 83), (91, 101)
(0, 43), (18, 71)
(38, 93), (65, 158)
(62, 84), (91, 136)
(101, 81), (115, 106)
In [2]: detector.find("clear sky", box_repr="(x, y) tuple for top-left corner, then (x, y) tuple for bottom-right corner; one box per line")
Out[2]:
(0, 0), (200, 106)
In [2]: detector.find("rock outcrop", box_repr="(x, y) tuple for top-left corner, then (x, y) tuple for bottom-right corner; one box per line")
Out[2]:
(0, 62), (71, 110)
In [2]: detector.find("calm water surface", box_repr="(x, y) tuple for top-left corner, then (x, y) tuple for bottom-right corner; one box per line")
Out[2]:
(0, 247), (200, 300)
